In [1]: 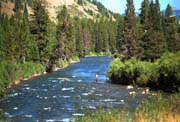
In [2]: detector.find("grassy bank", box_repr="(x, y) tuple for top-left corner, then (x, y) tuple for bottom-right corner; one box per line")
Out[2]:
(74, 94), (180, 122)
(86, 51), (112, 57)
(0, 109), (9, 122)
(107, 52), (180, 92)
(0, 56), (80, 95)
(55, 56), (80, 69)
(0, 61), (45, 95)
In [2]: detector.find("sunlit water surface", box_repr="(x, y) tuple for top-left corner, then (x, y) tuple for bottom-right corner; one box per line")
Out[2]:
(0, 56), (154, 122)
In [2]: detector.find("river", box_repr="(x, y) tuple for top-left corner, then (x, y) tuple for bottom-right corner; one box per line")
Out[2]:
(0, 56), (153, 122)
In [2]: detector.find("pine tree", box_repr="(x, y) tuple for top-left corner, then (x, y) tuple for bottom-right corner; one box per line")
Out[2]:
(108, 20), (117, 52)
(122, 0), (141, 59)
(116, 16), (124, 52)
(95, 19), (104, 52)
(76, 26), (85, 57)
(163, 4), (180, 52)
(140, 0), (166, 61)
(94, 22), (100, 52)
(102, 19), (109, 52)
(149, 0), (162, 31)
(56, 6), (75, 60)
(148, 0), (154, 30)
(139, 0), (149, 30)
(30, 0), (50, 63)
(154, 0), (162, 31)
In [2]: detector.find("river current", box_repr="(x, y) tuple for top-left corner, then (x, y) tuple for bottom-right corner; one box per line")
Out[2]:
(0, 56), (153, 122)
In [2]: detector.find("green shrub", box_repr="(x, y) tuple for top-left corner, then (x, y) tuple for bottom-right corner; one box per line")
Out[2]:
(0, 61), (45, 95)
(71, 55), (80, 62)
(135, 61), (158, 86)
(57, 59), (69, 68)
(87, 51), (111, 57)
(156, 52), (180, 90)
(107, 52), (180, 91)
(19, 62), (45, 79)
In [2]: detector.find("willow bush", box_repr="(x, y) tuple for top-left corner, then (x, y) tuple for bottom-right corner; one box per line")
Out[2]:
(107, 52), (180, 92)
(0, 61), (45, 94)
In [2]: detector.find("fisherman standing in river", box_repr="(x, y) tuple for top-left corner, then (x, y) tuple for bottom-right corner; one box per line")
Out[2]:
(95, 73), (98, 82)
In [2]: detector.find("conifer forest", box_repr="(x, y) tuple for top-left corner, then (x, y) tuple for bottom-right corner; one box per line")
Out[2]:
(0, 0), (180, 121)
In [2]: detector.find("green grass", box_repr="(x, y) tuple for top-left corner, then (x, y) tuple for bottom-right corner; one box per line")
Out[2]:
(74, 94), (180, 122)
(0, 61), (45, 94)
(74, 108), (132, 122)
(56, 59), (69, 68)
(86, 51), (111, 57)
(0, 109), (9, 122)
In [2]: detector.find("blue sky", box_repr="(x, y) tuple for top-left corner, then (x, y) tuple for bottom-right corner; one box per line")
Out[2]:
(97, 0), (180, 14)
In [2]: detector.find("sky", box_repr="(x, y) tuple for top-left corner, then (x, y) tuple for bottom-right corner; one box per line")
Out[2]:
(97, 0), (180, 14)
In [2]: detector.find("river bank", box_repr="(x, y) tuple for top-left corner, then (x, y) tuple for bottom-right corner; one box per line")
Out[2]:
(1, 54), (110, 95)
(74, 93), (180, 122)
(0, 62), (45, 95)
(0, 57), (80, 96)
(107, 52), (180, 93)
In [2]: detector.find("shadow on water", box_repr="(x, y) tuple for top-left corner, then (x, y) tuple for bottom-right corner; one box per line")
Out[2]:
(0, 56), (155, 122)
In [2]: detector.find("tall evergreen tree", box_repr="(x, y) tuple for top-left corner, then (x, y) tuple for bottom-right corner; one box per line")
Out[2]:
(76, 26), (85, 57)
(149, 0), (162, 31)
(154, 0), (162, 31)
(30, 0), (50, 63)
(140, 0), (166, 61)
(139, 0), (149, 30)
(116, 16), (124, 52)
(121, 0), (141, 59)
(108, 20), (117, 52)
(56, 6), (75, 60)
(163, 4), (180, 52)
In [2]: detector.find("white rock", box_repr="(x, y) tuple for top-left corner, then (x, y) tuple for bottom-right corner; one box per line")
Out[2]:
(129, 91), (136, 95)
(127, 85), (133, 89)
(142, 91), (146, 95)
(146, 88), (149, 93)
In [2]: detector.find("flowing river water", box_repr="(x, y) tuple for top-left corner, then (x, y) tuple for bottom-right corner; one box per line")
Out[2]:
(0, 56), (155, 122)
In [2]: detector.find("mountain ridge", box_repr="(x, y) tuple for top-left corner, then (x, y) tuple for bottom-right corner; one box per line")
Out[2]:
(0, 0), (115, 21)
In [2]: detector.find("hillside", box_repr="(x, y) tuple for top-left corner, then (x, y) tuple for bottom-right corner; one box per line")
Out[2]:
(0, 0), (114, 21)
